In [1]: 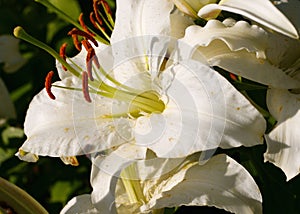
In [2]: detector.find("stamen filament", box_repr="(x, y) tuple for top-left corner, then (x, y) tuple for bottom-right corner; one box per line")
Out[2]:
(90, 12), (111, 41)
(97, 8), (114, 31)
(100, 0), (115, 28)
(14, 27), (81, 78)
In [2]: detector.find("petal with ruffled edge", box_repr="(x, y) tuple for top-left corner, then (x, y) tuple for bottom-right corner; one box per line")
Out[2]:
(134, 59), (265, 158)
(143, 154), (262, 214)
(198, 0), (299, 39)
(264, 88), (300, 181)
(91, 144), (147, 214)
(17, 77), (134, 159)
(60, 194), (98, 214)
(179, 19), (300, 89)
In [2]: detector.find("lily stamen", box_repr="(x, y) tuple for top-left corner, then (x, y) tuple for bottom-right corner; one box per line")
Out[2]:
(68, 28), (98, 47)
(79, 13), (96, 37)
(82, 71), (92, 103)
(71, 34), (82, 51)
(45, 71), (56, 100)
(59, 43), (68, 71)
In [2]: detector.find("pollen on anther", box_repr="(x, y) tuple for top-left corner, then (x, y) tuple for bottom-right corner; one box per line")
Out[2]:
(68, 28), (98, 47)
(45, 71), (56, 100)
(79, 13), (95, 36)
(59, 43), (68, 71)
(82, 71), (92, 103)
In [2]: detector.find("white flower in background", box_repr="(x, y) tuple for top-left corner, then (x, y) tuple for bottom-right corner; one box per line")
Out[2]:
(180, 0), (300, 180)
(172, 0), (218, 19)
(197, 0), (299, 39)
(0, 35), (26, 121)
(61, 148), (262, 214)
(0, 35), (27, 73)
(14, 0), (266, 163)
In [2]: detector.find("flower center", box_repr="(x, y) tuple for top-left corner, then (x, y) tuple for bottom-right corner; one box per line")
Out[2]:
(14, 0), (166, 118)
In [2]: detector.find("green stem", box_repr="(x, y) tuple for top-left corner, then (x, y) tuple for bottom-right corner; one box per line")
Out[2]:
(0, 177), (48, 214)
(35, 0), (108, 44)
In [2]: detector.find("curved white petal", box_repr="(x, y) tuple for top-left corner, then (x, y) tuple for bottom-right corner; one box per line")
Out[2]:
(60, 194), (98, 214)
(0, 35), (27, 73)
(181, 19), (269, 59)
(19, 78), (133, 158)
(143, 154), (262, 214)
(0, 78), (16, 119)
(264, 89), (300, 181)
(91, 144), (147, 213)
(198, 0), (299, 39)
(180, 20), (300, 88)
(111, 0), (174, 42)
(134, 60), (265, 158)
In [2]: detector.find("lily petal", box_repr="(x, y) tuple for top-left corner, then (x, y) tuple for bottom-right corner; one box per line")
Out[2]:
(180, 19), (300, 88)
(18, 77), (133, 158)
(264, 88), (300, 181)
(198, 0), (299, 39)
(144, 154), (262, 214)
(91, 144), (147, 213)
(134, 59), (265, 158)
(60, 194), (98, 214)
(111, 0), (174, 42)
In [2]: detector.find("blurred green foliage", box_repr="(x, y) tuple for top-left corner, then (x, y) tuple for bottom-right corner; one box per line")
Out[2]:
(0, 0), (300, 213)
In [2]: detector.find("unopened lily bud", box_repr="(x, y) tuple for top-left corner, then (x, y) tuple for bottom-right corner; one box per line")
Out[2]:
(173, 0), (218, 19)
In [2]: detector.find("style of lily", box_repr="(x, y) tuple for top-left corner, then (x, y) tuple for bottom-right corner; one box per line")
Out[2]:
(61, 147), (262, 214)
(14, 0), (266, 164)
(0, 35), (26, 122)
(180, 0), (300, 180)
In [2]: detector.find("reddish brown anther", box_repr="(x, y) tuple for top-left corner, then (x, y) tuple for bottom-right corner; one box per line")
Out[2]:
(71, 34), (82, 51)
(82, 71), (92, 102)
(86, 50), (94, 81)
(45, 71), (56, 100)
(59, 43), (68, 71)
(93, 0), (104, 28)
(81, 39), (93, 51)
(90, 12), (104, 31)
(100, 0), (112, 16)
(68, 28), (98, 47)
(79, 13), (95, 36)
(229, 73), (238, 81)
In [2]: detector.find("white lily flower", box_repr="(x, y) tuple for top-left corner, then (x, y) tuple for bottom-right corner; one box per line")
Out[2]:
(261, 0), (300, 181)
(181, 1), (300, 180)
(172, 0), (218, 19)
(61, 149), (262, 214)
(197, 0), (299, 39)
(15, 0), (265, 163)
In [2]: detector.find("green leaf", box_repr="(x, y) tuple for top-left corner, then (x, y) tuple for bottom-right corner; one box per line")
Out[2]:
(1, 126), (24, 145)
(0, 177), (48, 214)
(46, 0), (81, 21)
(50, 181), (80, 204)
